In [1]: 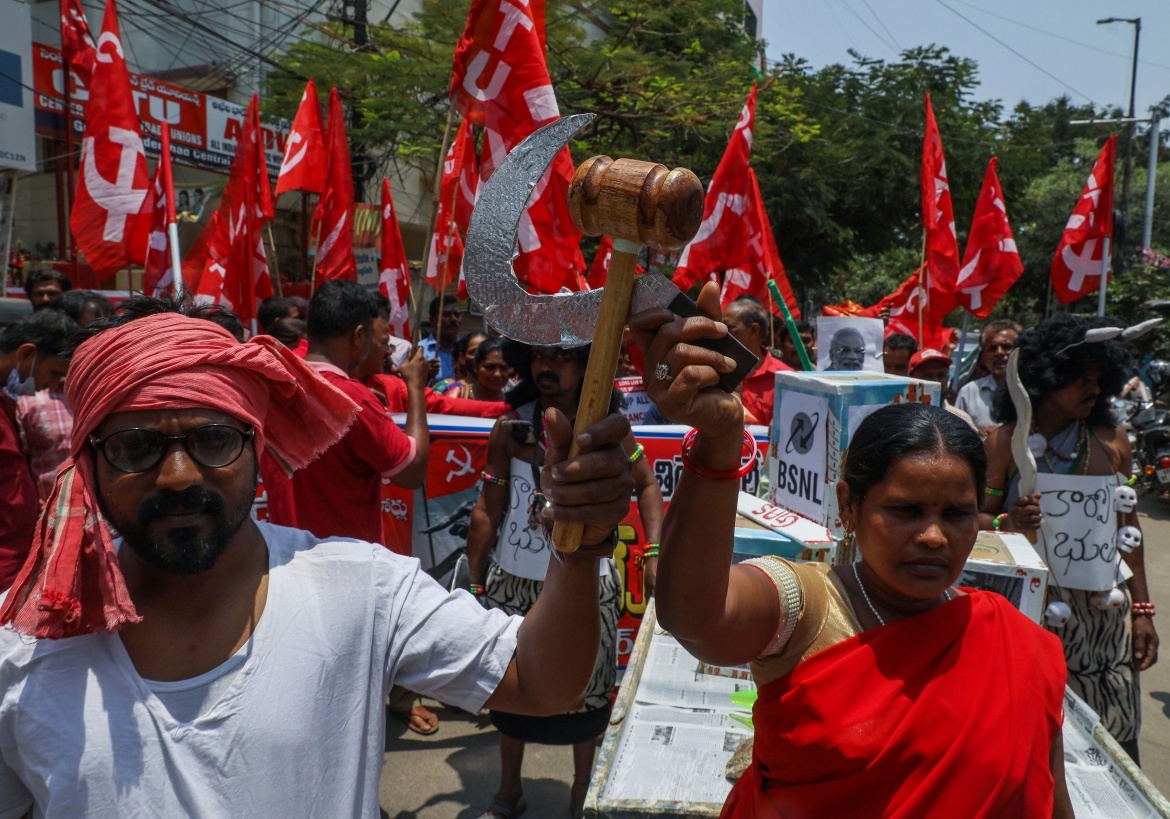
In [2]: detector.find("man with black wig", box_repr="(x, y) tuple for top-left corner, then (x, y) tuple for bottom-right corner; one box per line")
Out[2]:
(982, 313), (1157, 761)
(465, 341), (663, 819)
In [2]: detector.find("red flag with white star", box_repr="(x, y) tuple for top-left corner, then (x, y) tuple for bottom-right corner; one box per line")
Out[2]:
(312, 87), (357, 284)
(919, 93), (960, 334)
(1051, 135), (1116, 304)
(275, 78), (327, 198)
(957, 157), (1023, 318)
(183, 95), (274, 324)
(379, 178), (412, 339)
(69, 0), (152, 277)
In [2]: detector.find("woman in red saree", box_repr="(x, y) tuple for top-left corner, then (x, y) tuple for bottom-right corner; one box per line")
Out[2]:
(630, 283), (1073, 818)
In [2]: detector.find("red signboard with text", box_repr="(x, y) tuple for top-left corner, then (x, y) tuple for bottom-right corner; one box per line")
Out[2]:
(32, 42), (288, 176)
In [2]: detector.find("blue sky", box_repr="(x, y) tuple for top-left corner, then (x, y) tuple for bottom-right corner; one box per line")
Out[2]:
(763, 1), (1170, 119)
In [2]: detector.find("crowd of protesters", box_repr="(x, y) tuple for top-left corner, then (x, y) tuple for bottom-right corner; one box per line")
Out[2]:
(0, 271), (1160, 817)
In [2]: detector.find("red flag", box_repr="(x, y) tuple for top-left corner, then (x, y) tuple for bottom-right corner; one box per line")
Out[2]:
(426, 117), (478, 294)
(822, 300), (880, 319)
(588, 236), (613, 288)
(919, 94), (960, 330)
(379, 178), (412, 339)
(143, 124), (178, 295)
(312, 87), (357, 284)
(672, 86), (800, 318)
(1051, 135), (1117, 304)
(60, 0), (97, 86)
(450, 0), (583, 294)
(69, 0), (151, 278)
(956, 157), (1023, 318)
(275, 78), (327, 198)
(878, 269), (952, 350)
(183, 95), (274, 324)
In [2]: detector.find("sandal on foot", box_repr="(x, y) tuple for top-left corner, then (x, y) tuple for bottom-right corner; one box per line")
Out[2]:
(478, 796), (526, 819)
(392, 705), (439, 736)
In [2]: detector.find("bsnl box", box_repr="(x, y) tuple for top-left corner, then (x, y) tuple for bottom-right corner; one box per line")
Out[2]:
(767, 371), (941, 540)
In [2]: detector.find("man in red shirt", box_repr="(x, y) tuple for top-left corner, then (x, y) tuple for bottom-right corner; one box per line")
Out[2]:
(363, 295), (509, 419)
(0, 310), (76, 589)
(269, 282), (428, 544)
(722, 295), (792, 427)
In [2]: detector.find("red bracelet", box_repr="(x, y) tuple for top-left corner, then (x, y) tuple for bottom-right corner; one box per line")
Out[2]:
(1133, 602), (1156, 617)
(680, 428), (758, 481)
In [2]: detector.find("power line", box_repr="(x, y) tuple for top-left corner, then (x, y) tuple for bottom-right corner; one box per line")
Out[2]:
(949, 0), (1170, 73)
(859, 0), (901, 51)
(931, 0), (1098, 106)
(836, 0), (898, 54)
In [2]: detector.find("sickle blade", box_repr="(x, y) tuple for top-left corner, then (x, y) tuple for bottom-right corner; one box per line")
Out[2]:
(464, 114), (682, 347)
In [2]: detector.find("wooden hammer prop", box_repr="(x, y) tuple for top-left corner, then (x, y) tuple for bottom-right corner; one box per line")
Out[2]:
(462, 115), (759, 553)
(552, 156), (705, 552)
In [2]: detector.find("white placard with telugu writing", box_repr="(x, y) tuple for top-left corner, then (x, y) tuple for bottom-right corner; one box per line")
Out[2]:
(1035, 473), (1120, 592)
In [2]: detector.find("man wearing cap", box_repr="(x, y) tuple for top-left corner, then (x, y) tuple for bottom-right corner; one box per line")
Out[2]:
(0, 297), (633, 817)
(909, 348), (977, 429)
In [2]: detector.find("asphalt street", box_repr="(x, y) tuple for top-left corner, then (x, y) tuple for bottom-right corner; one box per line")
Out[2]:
(380, 495), (1170, 816)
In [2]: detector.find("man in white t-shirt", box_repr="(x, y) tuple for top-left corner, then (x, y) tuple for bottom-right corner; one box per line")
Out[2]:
(954, 319), (1021, 434)
(0, 297), (632, 818)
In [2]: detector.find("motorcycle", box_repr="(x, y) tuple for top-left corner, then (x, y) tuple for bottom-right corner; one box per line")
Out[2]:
(1119, 359), (1170, 494)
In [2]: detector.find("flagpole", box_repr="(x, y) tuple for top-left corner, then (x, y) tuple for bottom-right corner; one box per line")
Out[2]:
(768, 279), (812, 372)
(1097, 236), (1111, 317)
(160, 124), (184, 299)
(418, 106), (457, 336)
(266, 223), (283, 297)
(63, 63), (78, 280)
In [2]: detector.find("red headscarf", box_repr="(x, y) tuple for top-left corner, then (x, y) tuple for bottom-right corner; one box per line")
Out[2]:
(1, 313), (359, 639)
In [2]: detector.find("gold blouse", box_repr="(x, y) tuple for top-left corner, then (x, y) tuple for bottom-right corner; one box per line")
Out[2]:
(744, 557), (863, 688)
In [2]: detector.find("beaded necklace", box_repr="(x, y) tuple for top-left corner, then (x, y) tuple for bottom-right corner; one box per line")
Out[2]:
(1033, 419), (1091, 475)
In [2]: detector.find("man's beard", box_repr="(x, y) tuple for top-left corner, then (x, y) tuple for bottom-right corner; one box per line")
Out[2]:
(108, 473), (257, 575)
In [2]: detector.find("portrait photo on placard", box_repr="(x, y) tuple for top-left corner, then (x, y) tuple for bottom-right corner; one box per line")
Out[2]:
(816, 317), (883, 372)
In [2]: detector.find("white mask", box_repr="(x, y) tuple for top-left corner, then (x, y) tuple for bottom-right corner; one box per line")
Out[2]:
(4, 356), (36, 399)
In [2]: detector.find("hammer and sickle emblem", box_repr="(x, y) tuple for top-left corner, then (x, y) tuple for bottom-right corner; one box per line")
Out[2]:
(280, 130), (307, 175)
(80, 126), (148, 243)
(445, 446), (475, 483)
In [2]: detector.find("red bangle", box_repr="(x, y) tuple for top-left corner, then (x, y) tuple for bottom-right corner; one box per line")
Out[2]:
(680, 428), (758, 481)
(1133, 602), (1156, 617)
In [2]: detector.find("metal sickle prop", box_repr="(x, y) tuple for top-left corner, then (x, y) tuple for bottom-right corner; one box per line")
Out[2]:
(464, 114), (758, 552)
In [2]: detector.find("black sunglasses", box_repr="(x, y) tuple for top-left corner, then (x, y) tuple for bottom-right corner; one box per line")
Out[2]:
(89, 424), (255, 474)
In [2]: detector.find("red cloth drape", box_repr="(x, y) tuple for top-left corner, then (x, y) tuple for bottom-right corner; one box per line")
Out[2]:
(722, 591), (1065, 818)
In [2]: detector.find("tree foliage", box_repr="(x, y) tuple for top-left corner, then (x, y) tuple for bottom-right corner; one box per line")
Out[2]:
(263, 0), (1169, 332)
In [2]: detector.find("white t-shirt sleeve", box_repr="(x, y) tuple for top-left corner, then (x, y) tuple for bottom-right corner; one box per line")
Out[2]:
(379, 556), (521, 712)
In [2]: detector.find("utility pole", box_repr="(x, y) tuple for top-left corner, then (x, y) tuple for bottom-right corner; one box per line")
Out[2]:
(1144, 113), (1161, 250)
(1097, 17), (1140, 261)
(339, 0), (371, 202)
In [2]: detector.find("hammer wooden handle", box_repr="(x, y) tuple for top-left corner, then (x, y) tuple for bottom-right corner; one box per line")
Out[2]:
(552, 155), (703, 553)
(550, 247), (639, 553)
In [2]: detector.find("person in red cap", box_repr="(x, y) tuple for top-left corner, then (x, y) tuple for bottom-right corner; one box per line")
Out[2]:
(909, 348), (976, 429)
(0, 296), (634, 817)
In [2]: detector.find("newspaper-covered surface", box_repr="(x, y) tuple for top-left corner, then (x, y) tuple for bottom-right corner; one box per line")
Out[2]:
(600, 631), (754, 805)
(1063, 690), (1162, 818)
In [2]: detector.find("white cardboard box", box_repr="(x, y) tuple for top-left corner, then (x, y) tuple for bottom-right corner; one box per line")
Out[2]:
(958, 531), (1049, 623)
(767, 371), (941, 537)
